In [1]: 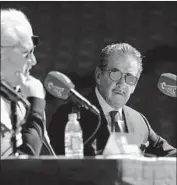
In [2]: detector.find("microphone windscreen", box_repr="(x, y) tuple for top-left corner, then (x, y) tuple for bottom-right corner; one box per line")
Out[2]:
(44, 71), (75, 100)
(157, 73), (177, 97)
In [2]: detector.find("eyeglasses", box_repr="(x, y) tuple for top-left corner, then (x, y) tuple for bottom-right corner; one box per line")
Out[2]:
(103, 68), (138, 86)
(1, 35), (39, 60)
(1, 35), (39, 48)
(24, 36), (39, 59)
(31, 35), (39, 47)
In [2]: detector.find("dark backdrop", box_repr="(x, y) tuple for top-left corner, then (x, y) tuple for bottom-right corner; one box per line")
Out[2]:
(1, 2), (177, 147)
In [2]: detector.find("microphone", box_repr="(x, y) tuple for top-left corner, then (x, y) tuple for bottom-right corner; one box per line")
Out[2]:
(44, 71), (100, 115)
(157, 73), (177, 98)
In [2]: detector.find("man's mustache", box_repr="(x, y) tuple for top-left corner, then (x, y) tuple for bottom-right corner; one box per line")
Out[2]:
(112, 88), (126, 95)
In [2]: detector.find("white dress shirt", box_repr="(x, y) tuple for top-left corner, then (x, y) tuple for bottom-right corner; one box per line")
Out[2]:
(95, 87), (125, 133)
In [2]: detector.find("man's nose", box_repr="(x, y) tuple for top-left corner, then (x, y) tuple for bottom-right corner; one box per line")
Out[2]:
(28, 53), (37, 66)
(116, 74), (126, 85)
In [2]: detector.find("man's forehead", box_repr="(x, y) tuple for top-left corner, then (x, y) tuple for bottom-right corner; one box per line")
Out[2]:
(2, 24), (33, 48)
(107, 53), (138, 66)
(107, 53), (139, 75)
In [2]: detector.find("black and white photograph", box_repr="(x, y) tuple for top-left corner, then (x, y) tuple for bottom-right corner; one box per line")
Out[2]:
(1, 1), (177, 185)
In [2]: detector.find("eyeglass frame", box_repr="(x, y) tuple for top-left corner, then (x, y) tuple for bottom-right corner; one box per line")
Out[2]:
(101, 68), (139, 86)
(1, 35), (39, 60)
(1, 35), (39, 49)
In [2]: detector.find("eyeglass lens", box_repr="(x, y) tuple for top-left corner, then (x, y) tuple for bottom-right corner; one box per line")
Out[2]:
(110, 71), (137, 85)
(32, 36), (39, 47)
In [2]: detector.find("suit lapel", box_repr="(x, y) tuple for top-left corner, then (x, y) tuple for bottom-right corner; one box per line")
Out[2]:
(123, 106), (134, 133)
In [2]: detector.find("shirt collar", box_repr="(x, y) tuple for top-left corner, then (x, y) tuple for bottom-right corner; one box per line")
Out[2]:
(95, 87), (122, 117)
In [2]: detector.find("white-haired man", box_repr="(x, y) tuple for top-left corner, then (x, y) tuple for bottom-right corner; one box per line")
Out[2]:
(49, 43), (176, 157)
(1, 9), (46, 157)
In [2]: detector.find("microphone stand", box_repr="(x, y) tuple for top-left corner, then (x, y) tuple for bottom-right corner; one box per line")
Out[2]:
(72, 105), (81, 120)
(71, 104), (101, 147)
(10, 100), (19, 156)
(1, 81), (31, 156)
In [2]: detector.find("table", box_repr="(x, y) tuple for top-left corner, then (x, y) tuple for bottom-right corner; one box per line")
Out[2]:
(1, 156), (176, 185)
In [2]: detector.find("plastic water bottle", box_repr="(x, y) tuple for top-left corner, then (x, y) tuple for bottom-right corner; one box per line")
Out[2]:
(65, 113), (84, 158)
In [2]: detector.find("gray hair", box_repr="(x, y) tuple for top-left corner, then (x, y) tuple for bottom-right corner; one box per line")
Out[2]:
(1, 8), (32, 47)
(99, 43), (143, 76)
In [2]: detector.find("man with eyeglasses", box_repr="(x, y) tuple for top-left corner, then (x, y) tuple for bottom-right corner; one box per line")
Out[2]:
(1, 9), (46, 157)
(49, 43), (176, 157)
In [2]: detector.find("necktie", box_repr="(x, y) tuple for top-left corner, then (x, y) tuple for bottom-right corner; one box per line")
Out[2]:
(109, 111), (120, 132)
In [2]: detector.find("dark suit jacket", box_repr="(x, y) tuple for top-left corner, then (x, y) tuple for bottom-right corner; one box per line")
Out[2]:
(48, 89), (176, 157)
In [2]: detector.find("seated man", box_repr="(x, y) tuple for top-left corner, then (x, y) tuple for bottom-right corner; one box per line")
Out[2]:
(1, 9), (46, 157)
(48, 43), (176, 157)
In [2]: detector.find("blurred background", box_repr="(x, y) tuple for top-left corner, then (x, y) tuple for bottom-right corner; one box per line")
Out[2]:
(1, 1), (177, 147)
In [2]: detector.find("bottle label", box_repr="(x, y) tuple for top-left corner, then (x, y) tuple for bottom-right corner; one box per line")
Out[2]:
(71, 135), (82, 150)
(65, 132), (83, 158)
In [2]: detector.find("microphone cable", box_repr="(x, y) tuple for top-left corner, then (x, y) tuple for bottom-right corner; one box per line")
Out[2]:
(83, 113), (101, 145)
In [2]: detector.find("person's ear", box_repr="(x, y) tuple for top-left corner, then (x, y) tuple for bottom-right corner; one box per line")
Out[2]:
(130, 86), (136, 94)
(130, 79), (139, 94)
(95, 67), (102, 85)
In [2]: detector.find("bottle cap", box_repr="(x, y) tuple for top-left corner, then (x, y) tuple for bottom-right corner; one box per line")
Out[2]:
(68, 113), (77, 120)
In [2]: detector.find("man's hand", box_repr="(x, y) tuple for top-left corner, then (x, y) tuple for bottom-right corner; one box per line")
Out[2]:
(17, 73), (46, 99)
